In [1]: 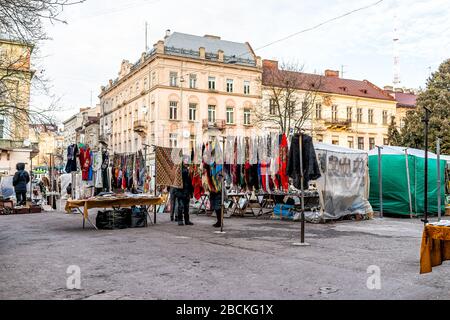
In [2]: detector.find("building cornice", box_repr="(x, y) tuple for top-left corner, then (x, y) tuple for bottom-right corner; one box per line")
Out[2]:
(99, 53), (262, 98)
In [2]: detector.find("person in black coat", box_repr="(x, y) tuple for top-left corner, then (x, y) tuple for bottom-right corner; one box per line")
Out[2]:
(175, 162), (194, 226)
(13, 163), (30, 206)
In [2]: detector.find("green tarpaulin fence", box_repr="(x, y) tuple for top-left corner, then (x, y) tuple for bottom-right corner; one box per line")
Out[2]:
(368, 147), (446, 216)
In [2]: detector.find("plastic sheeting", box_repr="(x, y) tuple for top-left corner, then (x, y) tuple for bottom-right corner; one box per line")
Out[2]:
(0, 176), (31, 199)
(312, 143), (373, 221)
(368, 146), (446, 216)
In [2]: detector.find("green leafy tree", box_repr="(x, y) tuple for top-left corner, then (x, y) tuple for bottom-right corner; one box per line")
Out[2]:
(400, 59), (450, 153)
(387, 115), (401, 146)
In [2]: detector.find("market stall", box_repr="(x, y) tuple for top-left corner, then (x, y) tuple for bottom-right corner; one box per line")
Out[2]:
(368, 146), (446, 217)
(65, 194), (166, 229)
(311, 143), (373, 222)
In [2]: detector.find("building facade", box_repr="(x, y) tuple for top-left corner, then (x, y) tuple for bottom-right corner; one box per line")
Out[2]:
(0, 38), (38, 175)
(99, 31), (263, 161)
(384, 86), (418, 129)
(261, 60), (397, 151)
(29, 124), (64, 168)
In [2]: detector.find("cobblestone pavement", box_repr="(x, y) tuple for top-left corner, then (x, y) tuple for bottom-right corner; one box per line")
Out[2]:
(0, 210), (449, 300)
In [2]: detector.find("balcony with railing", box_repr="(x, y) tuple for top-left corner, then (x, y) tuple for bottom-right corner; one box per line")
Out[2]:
(202, 119), (226, 131)
(324, 118), (352, 129)
(133, 120), (148, 135)
(0, 139), (39, 151)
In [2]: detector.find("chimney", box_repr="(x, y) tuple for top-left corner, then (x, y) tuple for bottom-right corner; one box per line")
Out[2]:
(263, 59), (279, 70)
(156, 40), (164, 54)
(165, 29), (171, 38)
(325, 70), (339, 78)
(199, 47), (206, 59)
(204, 34), (221, 40)
(218, 50), (224, 62)
(383, 85), (394, 92)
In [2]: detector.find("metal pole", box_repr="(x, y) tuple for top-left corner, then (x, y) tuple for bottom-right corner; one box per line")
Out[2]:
(30, 155), (33, 204)
(220, 137), (225, 233)
(404, 149), (413, 218)
(422, 107), (431, 225)
(437, 138), (441, 221)
(300, 134), (305, 243)
(377, 146), (383, 218)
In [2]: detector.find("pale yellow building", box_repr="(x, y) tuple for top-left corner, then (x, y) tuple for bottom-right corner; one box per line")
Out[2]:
(0, 38), (37, 175)
(29, 124), (64, 168)
(99, 31), (263, 161)
(262, 60), (397, 151)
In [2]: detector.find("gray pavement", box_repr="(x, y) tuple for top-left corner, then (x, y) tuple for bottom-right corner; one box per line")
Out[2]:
(0, 209), (449, 300)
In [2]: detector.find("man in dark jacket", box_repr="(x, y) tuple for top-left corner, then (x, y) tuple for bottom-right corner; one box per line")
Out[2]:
(175, 162), (194, 226)
(13, 163), (30, 206)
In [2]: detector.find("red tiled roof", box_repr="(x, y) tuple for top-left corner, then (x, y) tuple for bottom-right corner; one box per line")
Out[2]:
(262, 65), (395, 102)
(394, 92), (417, 107)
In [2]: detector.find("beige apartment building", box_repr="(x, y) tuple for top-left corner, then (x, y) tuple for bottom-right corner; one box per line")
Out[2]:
(0, 38), (38, 175)
(29, 124), (64, 168)
(98, 31), (263, 160)
(262, 60), (397, 151)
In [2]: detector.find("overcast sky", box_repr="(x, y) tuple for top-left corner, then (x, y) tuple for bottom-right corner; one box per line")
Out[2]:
(32, 0), (450, 123)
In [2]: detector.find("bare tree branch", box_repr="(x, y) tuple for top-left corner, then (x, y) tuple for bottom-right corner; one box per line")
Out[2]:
(254, 62), (323, 136)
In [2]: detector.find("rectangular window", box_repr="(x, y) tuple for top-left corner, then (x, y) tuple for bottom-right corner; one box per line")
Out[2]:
(169, 101), (177, 120)
(144, 77), (148, 90)
(368, 109), (374, 124)
(189, 103), (197, 121)
(332, 136), (339, 145)
(384, 138), (389, 145)
(382, 110), (388, 125)
(208, 105), (216, 123)
(332, 105), (338, 121)
(244, 109), (251, 125)
(316, 134), (323, 143)
(169, 133), (177, 148)
(369, 137), (375, 150)
(315, 103), (322, 119)
(226, 107), (234, 124)
(348, 137), (354, 149)
(189, 74), (197, 89)
(226, 79), (234, 93)
(170, 72), (178, 87)
(357, 108), (363, 123)
(244, 81), (250, 95)
(190, 135), (196, 150)
(358, 137), (365, 150)
(347, 107), (352, 121)
(269, 99), (277, 115)
(208, 77), (216, 90)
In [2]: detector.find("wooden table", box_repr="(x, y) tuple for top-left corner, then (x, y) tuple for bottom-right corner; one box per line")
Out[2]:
(65, 195), (166, 230)
(420, 224), (450, 274)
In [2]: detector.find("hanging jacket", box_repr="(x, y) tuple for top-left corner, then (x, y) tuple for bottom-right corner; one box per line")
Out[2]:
(287, 133), (322, 190)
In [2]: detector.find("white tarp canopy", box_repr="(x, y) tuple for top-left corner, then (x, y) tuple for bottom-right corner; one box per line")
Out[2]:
(310, 143), (373, 221)
(368, 145), (441, 159)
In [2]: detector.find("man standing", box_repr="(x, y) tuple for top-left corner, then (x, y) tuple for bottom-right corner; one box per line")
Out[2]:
(175, 160), (194, 226)
(13, 163), (30, 207)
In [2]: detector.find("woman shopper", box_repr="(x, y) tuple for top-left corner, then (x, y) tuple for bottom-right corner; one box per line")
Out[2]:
(13, 163), (30, 207)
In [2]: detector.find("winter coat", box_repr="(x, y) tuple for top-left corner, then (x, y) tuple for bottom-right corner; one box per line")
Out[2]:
(13, 163), (30, 192)
(174, 165), (194, 199)
(287, 133), (321, 190)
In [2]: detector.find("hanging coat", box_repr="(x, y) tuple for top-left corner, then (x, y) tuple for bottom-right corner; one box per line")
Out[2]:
(287, 133), (322, 190)
(79, 147), (92, 181)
